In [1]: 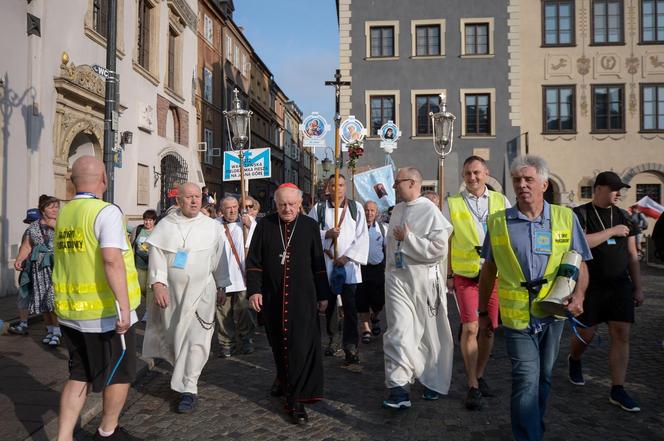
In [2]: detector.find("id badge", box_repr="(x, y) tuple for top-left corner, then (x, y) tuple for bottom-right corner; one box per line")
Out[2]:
(172, 249), (189, 269)
(395, 250), (405, 269)
(534, 230), (552, 255)
(606, 238), (616, 245)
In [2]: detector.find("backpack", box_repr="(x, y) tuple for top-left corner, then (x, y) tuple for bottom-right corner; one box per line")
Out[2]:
(316, 200), (358, 230)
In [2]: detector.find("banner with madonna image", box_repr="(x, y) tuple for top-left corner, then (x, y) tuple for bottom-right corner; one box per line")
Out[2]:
(353, 165), (396, 212)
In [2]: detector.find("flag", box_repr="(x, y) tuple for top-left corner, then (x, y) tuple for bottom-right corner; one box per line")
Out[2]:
(353, 165), (396, 212)
(634, 196), (663, 219)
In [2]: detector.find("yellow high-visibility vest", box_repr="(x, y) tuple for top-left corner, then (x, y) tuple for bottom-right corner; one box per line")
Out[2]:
(448, 191), (506, 278)
(53, 198), (140, 321)
(487, 204), (573, 330)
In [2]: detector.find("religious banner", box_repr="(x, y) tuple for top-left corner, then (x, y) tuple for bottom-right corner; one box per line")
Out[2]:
(300, 112), (330, 149)
(339, 116), (366, 152)
(353, 165), (396, 212)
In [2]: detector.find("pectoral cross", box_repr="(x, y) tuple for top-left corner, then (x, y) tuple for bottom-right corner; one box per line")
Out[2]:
(279, 252), (288, 265)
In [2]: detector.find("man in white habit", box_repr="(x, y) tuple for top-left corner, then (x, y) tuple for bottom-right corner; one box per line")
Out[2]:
(143, 182), (231, 414)
(308, 174), (369, 364)
(382, 166), (454, 409)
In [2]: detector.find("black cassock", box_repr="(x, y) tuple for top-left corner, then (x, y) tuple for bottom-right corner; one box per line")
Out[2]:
(246, 213), (330, 403)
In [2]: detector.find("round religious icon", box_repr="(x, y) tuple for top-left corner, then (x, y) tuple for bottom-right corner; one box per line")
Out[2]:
(301, 113), (328, 140)
(379, 121), (400, 143)
(340, 117), (365, 144)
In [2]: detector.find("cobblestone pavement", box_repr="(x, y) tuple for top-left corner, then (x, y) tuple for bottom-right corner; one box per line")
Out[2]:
(71, 265), (663, 439)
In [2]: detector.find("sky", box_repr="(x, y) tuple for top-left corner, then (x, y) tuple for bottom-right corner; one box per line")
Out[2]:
(233, 0), (339, 158)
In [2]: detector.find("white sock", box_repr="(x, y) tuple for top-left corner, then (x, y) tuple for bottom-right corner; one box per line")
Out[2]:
(53, 326), (62, 336)
(47, 325), (54, 333)
(97, 427), (115, 437)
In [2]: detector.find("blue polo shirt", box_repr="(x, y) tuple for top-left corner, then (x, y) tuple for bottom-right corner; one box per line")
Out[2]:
(482, 201), (593, 332)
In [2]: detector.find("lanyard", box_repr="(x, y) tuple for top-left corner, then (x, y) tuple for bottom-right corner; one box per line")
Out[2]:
(76, 192), (98, 199)
(591, 204), (613, 231)
(463, 192), (489, 223)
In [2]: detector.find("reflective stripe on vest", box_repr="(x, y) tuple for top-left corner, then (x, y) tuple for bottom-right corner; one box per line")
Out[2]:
(53, 199), (141, 321)
(487, 204), (573, 330)
(448, 191), (506, 278)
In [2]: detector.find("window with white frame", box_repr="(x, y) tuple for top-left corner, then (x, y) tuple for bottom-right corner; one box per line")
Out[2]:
(410, 19), (445, 57)
(460, 18), (494, 56)
(365, 20), (400, 58)
(225, 34), (232, 60)
(365, 90), (400, 137)
(203, 67), (213, 102)
(204, 129), (214, 165)
(410, 89), (445, 138)
(234, 45), (240, 68)
(204, 15), (213, 43)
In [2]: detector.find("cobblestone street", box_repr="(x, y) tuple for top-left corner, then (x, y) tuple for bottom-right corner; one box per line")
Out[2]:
(75, 265), (664, 441)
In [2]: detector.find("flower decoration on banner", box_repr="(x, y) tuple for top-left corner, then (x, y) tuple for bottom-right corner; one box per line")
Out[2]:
(346, 140), (364, 170)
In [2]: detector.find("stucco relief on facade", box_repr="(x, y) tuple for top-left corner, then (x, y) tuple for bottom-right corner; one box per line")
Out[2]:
(545, 54), (573, 79)
(621, 163), (664, 185)
(643, 52), (664, 77)
(593, 53), (622, 79)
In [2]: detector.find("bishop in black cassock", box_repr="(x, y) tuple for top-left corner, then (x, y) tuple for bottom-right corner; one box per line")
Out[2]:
(247, 183), (330, 425)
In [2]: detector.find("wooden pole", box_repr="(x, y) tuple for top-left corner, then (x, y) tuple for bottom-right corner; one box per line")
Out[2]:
(333, 117), (340, 259)
(239, 150), (248, 244)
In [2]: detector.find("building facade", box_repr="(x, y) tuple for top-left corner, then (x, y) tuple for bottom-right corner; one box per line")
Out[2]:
(0, 0), (202, 296)
(511, 0), (664, 212)
(339, 0), (519, 196)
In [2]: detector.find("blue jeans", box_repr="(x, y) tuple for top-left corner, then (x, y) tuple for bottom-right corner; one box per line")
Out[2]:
(504, 320), (564, 441)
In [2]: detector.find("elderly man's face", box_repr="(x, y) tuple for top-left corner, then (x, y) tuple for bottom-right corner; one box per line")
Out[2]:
(276, 189), (302, 223)
(512, 166), (547, 206)
(365, 202), (378, 225)
(179, 184), (202, 218)
(222, 199), (239, 222)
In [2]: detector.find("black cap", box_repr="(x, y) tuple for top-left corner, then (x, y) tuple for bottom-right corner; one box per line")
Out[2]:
(594, 171), (630, 191)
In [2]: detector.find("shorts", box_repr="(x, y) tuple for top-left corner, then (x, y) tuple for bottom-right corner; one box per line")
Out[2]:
(453, 275), (499, 329)
(61, 324), (137, 393)
(17, 293), (30, 310)
(356, 264), (385, 313)
(578, 276), (635, 326)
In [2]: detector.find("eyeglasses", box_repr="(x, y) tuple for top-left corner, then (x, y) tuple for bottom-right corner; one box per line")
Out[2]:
(246, 204), (254, 208)
(393, 178), (414, 187)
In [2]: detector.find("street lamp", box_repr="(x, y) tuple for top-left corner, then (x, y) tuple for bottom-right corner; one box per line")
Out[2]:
(430, 92), (456, 210)
(223, 88), (252, 238)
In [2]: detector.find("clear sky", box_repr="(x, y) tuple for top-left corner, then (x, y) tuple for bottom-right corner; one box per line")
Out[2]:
(233, 0), (339, 156)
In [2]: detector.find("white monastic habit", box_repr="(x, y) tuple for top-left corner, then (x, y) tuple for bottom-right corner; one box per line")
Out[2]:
(308, 200), (369, 283)
(383, 196), (454, 394)
(143, 210), (231, 394)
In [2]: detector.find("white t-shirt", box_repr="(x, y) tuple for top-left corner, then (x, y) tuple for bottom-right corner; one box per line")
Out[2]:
(58, 194), (138, 333)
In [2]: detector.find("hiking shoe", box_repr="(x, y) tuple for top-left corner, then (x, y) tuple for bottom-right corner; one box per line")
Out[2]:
(568, 355), (585, 386)
(177, 393), (197, 413)
(465, 387), (482, 410)
(94, 426), (143, 440)
(8, 323), (28, 335)
(477, 377), (494, 397)
(609, 387), (640, 412)
(422, 388), (440, 401)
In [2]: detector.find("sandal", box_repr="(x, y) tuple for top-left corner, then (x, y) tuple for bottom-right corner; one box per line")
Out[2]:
(361, 332), (372, 344)
(42, 332), (54, 344)
(8, 323), (28, 335)
(48, 334), (60, 347)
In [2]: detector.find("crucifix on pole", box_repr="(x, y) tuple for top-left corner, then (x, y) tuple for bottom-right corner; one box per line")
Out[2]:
(324, 69), (350, 259)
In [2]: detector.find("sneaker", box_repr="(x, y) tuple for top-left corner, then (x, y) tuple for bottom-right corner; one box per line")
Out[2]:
(361, 332), (372, 344)
(609, 387), (641, 412)
(42, 332), (53, 344)
(48, 334), (61, 347)
(218, 347), (231, 358)
(177, 393), (197, 414)
(422, 387), (440, 401)
(8, 323), (28, 335)
(477, 377), (494, 397)
(465, 387), (482, 410)
(568, 355), (585, 386)
(94, 426), (143, 440)
(383, 386), (411, 409)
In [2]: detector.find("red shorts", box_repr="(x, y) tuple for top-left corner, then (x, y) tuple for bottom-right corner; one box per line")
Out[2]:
(453, 275), (499, 329)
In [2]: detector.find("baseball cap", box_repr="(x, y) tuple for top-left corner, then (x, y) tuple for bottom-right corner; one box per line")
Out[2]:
(594, 171), (630, 191)
(23, 208), (40, 224)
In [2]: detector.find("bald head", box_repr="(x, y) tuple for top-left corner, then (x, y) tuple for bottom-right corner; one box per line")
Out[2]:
(71, 156), (106, 195)
(401, 167), (423, 184)
(177, 182), (202, 218)
(394, 167), (423, 202)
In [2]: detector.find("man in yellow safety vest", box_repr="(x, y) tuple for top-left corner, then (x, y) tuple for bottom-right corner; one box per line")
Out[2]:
(53, 156), (141, 441)
(478, 155), (591, 441)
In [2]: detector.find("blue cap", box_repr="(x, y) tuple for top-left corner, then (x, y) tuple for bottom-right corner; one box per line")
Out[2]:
(23, 208), (40, 224)
(330, 265), (346, 295)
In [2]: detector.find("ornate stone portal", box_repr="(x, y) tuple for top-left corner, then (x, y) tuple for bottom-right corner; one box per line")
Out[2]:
(52, 57), (105, 199)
